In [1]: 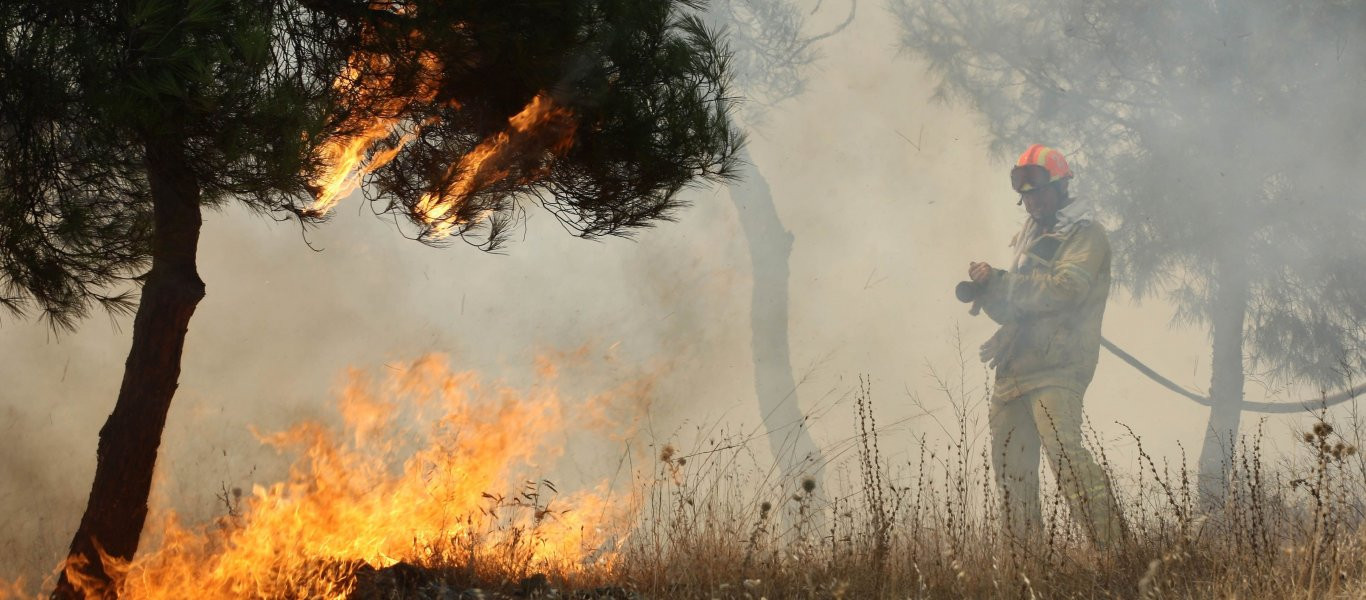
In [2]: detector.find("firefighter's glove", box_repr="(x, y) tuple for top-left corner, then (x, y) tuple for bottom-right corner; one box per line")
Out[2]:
(979, 325), (1018, 369)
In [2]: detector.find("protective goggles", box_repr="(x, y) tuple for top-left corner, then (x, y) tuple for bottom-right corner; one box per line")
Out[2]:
(1010, 164), (1054, 194)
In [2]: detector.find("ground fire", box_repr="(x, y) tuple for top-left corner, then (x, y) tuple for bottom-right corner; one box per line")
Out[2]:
(44, 356), (630, 600)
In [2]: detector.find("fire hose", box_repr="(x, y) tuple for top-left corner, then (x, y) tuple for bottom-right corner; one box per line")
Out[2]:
(954, 280), (1364, 412)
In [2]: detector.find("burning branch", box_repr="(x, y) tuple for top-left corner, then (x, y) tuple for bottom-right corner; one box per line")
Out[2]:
(415, 94), (577, 238)
(305, 12), (579, 240)
(305, 24), (444, 216)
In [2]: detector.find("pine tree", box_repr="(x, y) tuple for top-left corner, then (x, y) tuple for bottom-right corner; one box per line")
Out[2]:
(701, 0), (855, 487)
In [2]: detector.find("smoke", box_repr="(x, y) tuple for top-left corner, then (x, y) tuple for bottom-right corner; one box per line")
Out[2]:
(4, 0), (1361, 587)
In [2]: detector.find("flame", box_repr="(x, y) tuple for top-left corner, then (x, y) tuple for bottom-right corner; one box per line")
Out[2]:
(306, 42), (444, 216)
(58, 541), (131, 600)
(305, 15), (578, 235)
(415, 93), (578, 237)
(61, 354), (634, 599)
(0, 580), (23, 600)
(307, 17), (579, 236)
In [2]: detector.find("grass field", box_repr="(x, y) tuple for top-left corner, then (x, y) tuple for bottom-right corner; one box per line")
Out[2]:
(608, 388), (1366, 599)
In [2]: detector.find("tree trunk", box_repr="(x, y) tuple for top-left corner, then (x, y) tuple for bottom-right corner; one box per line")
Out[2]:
(728, 148), (825, 485)
(1197, 256), (1249, 507)
(53, 137), (205, 599)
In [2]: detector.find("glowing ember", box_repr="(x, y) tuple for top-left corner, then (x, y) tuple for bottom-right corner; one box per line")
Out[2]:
(49, 355), (631, 599)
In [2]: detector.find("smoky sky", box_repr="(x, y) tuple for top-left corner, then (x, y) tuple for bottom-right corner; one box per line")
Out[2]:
(2, 1), (1358, 583)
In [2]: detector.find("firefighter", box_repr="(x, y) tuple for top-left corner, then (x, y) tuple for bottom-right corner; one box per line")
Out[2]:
(966, 144), (1124, 546)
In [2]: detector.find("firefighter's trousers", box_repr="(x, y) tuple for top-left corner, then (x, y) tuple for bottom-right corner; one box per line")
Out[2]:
(989, 385), (1124, 546)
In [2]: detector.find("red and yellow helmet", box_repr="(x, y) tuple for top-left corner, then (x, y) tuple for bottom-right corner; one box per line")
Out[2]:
(1010, 144), (1073, 193)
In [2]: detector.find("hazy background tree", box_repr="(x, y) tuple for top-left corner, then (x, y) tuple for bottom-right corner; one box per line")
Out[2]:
(890, 0), (1366, 503)
(1, 0), (738, 595)
(700, 0), (854, 486)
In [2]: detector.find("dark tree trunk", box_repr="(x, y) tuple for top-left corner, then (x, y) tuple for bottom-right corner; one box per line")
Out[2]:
(728, 148), (825, 483)
(1197, 256), (1248, 507)
(53, 137), (205, 599)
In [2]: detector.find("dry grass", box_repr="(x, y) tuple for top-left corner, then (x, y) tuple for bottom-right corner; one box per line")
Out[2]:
(598, 381), (1366, 599)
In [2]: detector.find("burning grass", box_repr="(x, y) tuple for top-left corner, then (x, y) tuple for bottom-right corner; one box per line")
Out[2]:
(22, 355), (639, 600)
(7, 356), (1366, 599)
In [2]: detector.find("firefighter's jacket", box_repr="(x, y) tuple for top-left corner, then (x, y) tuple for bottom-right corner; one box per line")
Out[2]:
(977, 220), (1111, 402)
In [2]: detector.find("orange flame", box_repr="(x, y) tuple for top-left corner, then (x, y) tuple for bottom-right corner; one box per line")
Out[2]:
(306, 44), (444, 216)
(0, 580), (24, 600)
(305, 23), (578, 234)
(307, 9), (579, 235)
(416, 93), (578, 237)
(57, 541), (131, 600)
(61, 355), (633, 599)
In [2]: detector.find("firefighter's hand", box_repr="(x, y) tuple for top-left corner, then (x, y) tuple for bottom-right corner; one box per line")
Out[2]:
(969, 261), (994, 284)
(979, 332), (1003, 368)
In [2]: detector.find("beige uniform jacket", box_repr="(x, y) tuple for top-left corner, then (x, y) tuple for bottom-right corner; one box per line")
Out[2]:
(977, 220), (1111, 402)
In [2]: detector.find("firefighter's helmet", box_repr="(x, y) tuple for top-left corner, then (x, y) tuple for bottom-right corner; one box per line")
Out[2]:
(1011, 144), (1073, 193)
